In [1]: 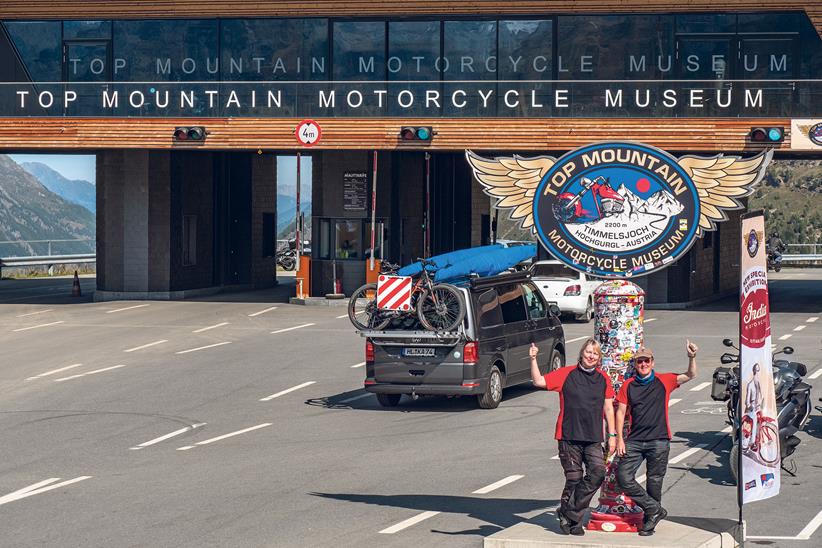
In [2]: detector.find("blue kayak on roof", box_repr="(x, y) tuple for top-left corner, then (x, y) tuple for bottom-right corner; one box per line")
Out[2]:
(398, 244), (537, 283)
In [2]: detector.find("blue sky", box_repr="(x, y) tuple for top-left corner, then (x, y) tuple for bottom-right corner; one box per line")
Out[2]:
(8, 154), (96, 184)
(276, 155), (312, 196)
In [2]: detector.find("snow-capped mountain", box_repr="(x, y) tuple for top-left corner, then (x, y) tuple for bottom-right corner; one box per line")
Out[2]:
(616, 184), (683, 218)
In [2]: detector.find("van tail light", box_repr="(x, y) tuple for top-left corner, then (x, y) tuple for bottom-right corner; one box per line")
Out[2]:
(564, 284), (581, 296)
(463, 342), (479, 364)
(365, 340), (375, 363)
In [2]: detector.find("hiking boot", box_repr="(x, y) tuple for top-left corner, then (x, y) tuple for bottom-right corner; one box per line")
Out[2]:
(556, 508), (572, 535)
(640, 507), (668, 535)
(569, 523), (585, 536)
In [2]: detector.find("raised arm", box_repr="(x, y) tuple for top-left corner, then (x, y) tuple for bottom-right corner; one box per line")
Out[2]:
(676, 339), (699, 385)
(530, 343), (546, 389)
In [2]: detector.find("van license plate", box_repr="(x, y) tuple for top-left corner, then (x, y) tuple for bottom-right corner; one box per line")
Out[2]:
(403, 347), (435, 357)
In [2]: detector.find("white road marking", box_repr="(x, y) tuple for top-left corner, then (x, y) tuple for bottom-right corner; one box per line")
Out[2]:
(809, 368), (822, 380)
(689, 382), (711, 392)
(176, 423), (271, 450)
(106, 304), (149, 314)
(248, 306), (278, 317)
(379, 511), (441, 534)
(350, 362), (366, 368)
(54, 364), (127, 382)
(130, 423), (206, 450)
(668, 398), (682, 407)
(747, 507), (822, 541)
(793, 325), (806, 332)
(337, 314), (350, 319)
(16, 309), (53, 318)
(124, 340), (168, 353)
(565, 336), (589, 344)
(807, 317), (819, 323)
(778, 334), (793, 340)
(271, 323), (315, 334)
(12, 321), (64, 332)
(645, 318), (658, 323)
(340, 393), (372, 404)
(193, 322), (229, 333)
(260, 381), (316, 401)
(551, 454), (559, 460)
(669, 444), (709, 465)
(0, 476), (92, 506)
(176, 341), (232, 354)
(26, 363), (83, 381)
(473, 475), (524, 494)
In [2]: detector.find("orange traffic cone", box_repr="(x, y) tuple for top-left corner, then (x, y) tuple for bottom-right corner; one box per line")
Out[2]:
(71, 270), (81, 297)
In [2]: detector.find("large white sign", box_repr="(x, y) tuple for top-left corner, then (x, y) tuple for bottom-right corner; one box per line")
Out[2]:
(739, 212), (780, 504)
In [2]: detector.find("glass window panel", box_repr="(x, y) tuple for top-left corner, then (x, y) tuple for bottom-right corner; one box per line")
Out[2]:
(333, 21), (385, 116)
(739, 38), (797, 79)
(497, 284), (527, 324)
(335, 220), (360, 259)
(4, 21), (62, 82)
(522, 284), (546, 320)
(478, 289), (503, 328)
(498, 19), (552, 117)
(64, 21), (111, 40)
(66, 43), (110, 81)
(738, 13), (801, 33)
(388, 21), (440, 116)
(443, 20), (497, 116)
(676, 14), (736, 34)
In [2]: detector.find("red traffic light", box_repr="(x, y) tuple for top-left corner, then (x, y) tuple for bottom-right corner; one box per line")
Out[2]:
(173, 126), (207, 142)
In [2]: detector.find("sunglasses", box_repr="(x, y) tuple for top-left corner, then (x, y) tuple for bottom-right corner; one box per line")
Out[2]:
(635, 358), (652, 364)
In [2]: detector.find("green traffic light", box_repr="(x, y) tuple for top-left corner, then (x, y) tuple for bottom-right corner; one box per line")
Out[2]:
(416, 127), (431, 140)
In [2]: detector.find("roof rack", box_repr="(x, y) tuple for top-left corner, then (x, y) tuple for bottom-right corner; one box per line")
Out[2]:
(468, 269), (531, 289)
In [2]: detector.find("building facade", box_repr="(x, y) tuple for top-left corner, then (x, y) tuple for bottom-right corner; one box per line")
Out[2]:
(0, 1), (820, 302)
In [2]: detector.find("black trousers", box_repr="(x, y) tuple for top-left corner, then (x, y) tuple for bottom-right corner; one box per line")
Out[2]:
(616, 439), (671, 515)
(557, 440), (606, 523)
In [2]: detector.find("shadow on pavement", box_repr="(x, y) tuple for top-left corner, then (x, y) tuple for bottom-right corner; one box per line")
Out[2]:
(310, 492), (558, 535)
(693, 269), (822, 314)
(0, 276), (95, 305)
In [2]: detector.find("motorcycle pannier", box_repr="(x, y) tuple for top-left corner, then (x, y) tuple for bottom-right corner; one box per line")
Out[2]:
(711, 367), (732, 401)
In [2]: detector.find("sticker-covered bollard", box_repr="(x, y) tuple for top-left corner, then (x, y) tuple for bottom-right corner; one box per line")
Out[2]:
(588, 280), (645, 533)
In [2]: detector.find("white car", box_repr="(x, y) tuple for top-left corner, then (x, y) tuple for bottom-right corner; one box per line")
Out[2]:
(530, 260), (601, 322)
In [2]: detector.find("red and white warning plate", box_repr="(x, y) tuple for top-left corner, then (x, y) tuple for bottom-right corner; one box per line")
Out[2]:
(377, 275), (412, 311)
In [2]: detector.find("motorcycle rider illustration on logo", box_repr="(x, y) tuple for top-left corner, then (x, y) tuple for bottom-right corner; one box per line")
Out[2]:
(552, 176), (625, 224)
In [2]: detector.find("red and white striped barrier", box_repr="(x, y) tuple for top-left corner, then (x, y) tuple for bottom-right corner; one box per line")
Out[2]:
(377, 275), (412, 311)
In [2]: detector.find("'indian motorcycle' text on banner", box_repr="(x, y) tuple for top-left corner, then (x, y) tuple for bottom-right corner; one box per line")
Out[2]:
(739, 212), (780, 504)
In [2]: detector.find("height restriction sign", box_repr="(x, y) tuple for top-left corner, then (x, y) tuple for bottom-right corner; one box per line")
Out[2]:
(295, 120), (321, 146)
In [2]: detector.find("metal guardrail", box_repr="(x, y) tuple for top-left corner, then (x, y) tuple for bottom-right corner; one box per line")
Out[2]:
(0, 254), (96, 277)
(781, 254), (822, 263)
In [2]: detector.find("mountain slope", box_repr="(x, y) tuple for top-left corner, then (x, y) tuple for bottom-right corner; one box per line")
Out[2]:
(18, 161), (96, 213)
(0, 154), (95, 257)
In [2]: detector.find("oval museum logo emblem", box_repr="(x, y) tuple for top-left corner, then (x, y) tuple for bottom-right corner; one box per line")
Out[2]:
(467, 142), (772, 278)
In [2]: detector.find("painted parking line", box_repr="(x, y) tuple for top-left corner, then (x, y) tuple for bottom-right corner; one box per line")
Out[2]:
(645, 318), (658, 323)
(0, 476), (92, 507)
(176, 341), (232, 355)
(16, 309), (53, 318)
(566, 336), (589, 344)
(807, 317), (819, 323)
(747, 507), (822, 541)
(106, 304), (150, 314)
(689, 382), (711, 392)
(778, 334), (792, 340)
(809, 368), (822, 380)
(248, 306), (278, 317)
(350, 362), (366, 369)
(793, 325), (806, 332)
(193, 322), (229, 333)
(473, 475), (524, 495)
(54, 364), (127, 382)
(130, 423), (206, 450)
(271, 323), (315, 334)
(260, 381), (316, 402)
(26, 363), (83, 381)
(337, 314), (350, 319)
(379, 511), (441, 534)
(12, 321), (64, 332)
(340, 393), (372, 404)
(124, 340), (168, 353)
(176, 423), (272, 451)
(634, 426), (731, 484)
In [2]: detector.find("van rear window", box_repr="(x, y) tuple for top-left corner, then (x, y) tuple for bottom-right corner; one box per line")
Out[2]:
(478, 289), (503, 328)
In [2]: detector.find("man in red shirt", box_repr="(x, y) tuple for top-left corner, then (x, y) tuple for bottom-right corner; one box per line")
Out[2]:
(615, 341), (699, 536)
(530, 339), (616, 536)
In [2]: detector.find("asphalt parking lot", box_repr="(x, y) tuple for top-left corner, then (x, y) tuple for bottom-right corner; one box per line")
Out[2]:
(0, 269), (819, 547)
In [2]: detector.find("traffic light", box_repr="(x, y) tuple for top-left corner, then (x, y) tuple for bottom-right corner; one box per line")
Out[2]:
(749, 127), (784, 143)
(173, 126), (207, 142)
(400, 126), (434, 142)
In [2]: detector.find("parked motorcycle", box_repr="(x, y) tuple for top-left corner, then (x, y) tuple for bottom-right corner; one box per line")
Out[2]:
(276, 248), (296, 271)
(711, 338), (812, 484)
(766, 246), (783, 272)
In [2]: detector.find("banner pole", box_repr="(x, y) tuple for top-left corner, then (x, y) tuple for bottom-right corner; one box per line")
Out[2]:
(737, 213), (745, 542)
(370, 150), (377, 272)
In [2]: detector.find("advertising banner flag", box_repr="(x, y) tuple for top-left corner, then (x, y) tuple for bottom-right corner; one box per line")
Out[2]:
(739, 212), (780, 504)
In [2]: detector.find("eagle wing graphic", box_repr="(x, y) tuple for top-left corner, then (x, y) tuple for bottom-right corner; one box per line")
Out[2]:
(677, 150), (773, 236)
(465, 150), (556, 230)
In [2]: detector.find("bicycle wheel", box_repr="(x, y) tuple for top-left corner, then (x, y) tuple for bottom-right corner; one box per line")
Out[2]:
(348, 283), (391, 331)
(417, 283), (465, 331)
(758, 422), (780, 465)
